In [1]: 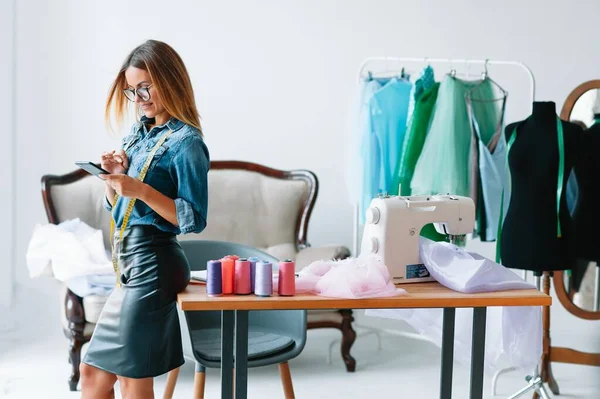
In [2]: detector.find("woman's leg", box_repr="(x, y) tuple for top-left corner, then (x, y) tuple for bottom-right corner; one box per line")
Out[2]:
(118, 376), (154, 399)
(80, 363), (117, 399)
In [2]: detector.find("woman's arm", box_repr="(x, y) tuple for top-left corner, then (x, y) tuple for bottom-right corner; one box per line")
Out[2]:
(100, 134), (208, 233)
(139, 184), (179, 226)
(100, 174), (178, 226)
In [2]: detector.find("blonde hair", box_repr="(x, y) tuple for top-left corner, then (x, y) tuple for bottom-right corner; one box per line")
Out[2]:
(105, 40), (202, 136)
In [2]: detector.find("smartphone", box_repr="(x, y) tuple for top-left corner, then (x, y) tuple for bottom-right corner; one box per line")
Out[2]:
(75, 161), (110, 178)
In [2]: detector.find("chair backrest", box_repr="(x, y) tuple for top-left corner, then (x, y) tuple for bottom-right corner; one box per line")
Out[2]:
(177, 239), (307, 368)
(41, 161), (319, 258)
(180, 161), (318, 261)
(41, 168), (111, 249)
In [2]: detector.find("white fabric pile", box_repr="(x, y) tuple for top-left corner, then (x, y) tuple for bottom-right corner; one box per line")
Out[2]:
(26, 218), (115, 297)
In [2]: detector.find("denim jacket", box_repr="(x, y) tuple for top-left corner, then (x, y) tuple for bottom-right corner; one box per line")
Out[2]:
(105, 116), (209, 235)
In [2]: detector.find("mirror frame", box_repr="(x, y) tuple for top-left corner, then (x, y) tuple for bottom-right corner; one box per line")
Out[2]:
(560, 79), (600, 120)
(555, 79), (600, 319)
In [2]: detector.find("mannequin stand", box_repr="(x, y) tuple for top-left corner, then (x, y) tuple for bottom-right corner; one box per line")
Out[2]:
(507, 273), (557, 399)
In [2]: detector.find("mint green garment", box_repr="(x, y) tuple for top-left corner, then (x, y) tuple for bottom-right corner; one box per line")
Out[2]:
(392, 82), (440, 196)
(410, 76), (497, 198)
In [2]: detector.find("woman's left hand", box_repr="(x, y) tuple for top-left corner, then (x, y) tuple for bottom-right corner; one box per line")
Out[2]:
(100, 174), (147, 199)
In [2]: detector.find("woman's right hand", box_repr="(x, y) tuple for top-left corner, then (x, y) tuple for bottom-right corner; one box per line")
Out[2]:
(101, 150), (129, 175)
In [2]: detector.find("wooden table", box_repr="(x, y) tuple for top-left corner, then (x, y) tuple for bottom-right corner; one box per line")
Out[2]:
(178, 282), (551, 399)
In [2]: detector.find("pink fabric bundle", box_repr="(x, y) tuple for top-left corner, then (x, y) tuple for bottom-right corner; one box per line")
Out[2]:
(295, 255), (406, 298)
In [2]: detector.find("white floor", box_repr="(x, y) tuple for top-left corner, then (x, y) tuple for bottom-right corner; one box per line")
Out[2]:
(1, 278), (599, 399)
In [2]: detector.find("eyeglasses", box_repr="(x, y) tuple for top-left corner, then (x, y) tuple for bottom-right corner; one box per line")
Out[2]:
(123, 85), (153, 102)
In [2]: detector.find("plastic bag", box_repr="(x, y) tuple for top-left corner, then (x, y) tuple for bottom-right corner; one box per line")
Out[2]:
(366, 305), (541, 374)
(419, 237), (534, 293)
(366, 237), (541, 373)
(297, 255), (406, 298)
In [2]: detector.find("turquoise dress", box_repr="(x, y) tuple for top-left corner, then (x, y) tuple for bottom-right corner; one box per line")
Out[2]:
(467, 80), (508, 241)
(358, 79), (384, 222)
(368, 78), (412, 197)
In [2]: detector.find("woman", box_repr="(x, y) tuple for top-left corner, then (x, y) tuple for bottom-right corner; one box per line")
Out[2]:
(80, 39), (209, 398)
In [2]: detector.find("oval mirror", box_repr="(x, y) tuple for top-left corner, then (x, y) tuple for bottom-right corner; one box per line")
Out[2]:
(558, 80), (600, 319)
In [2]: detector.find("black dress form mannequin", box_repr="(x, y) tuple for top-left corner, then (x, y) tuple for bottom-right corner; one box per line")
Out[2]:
(500, 101), (584, 272)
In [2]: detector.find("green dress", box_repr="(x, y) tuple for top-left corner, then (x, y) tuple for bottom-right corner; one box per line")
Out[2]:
(392, 82), (446, 242)
(393, 82), (440, 196)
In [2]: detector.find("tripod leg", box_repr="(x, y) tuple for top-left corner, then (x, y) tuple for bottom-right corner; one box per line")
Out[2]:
(506, 379), (537, 399)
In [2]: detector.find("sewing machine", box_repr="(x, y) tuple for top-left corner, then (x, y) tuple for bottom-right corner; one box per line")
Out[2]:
(360, 194), (475, 283)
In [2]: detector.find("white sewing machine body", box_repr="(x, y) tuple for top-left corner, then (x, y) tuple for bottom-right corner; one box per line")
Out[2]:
(361, 194), (475, 284)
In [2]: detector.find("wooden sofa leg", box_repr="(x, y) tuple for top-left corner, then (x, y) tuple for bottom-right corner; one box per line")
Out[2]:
(339, 309), (357, 372)
(68, 336), (84, 391)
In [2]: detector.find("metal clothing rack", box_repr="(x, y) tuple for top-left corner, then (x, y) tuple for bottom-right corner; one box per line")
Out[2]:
(341, 57), (537, 393)
(352, 56), (536, 256)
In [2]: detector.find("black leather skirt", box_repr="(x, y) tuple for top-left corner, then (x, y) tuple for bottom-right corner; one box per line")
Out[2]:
(82, 225), (190, 378)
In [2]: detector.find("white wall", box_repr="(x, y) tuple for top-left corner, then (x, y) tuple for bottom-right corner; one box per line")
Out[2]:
(1, 0), (15, 308)
(12, 0), (600, 293)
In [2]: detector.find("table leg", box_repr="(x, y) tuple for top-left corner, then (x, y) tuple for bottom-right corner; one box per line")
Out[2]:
(221, 310), (234, 399)
(235, 310), (249, 399)
(470, 307), (487, 399)
(440, 308), (456, 399)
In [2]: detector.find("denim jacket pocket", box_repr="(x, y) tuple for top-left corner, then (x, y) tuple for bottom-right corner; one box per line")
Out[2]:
(133, 144), (168, 173)
(122, 133), (140, 152)
(147, 144), (169, 173)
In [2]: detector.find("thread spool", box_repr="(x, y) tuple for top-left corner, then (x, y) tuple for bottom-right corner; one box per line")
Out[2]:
(254, 260), (273, 297)
(221, 257), (234, 294)
(234, 258), (251, 295)
(247, 256), (260, 292)
(278, 259), (296, 296)
(206, 260), (222, 297)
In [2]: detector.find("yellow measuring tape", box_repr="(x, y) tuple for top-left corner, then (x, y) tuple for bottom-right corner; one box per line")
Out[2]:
(109, 129), (174, 287)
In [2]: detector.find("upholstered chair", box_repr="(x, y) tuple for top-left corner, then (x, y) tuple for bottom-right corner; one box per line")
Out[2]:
(40, 160), (355, 391)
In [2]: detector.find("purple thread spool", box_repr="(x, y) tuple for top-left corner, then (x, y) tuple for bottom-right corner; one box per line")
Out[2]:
(206, 260), (222, 297)
(254, 260), (273, 297)
(234, 258), (252, 295)
(247, 256), (260, 292)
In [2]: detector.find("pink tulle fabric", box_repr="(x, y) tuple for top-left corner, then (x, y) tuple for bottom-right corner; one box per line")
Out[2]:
(294, 255), (406, 298)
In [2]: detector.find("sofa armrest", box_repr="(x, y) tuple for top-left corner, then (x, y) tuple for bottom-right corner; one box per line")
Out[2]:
(295, 245), (351, 270)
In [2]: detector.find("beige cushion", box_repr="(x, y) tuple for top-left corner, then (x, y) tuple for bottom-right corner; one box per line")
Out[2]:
(51, 175), (111, 249)
(180, 169), (308, 250)
(83, 295), (109, 323)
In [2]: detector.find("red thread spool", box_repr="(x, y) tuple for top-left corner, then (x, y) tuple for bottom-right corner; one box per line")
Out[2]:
(234, 258), (251, 295)
(278, 259), (296, 296)
(220, 257), (235, 294)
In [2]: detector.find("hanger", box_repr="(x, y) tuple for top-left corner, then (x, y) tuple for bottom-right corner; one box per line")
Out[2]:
(449, 59), (457, 77)
(479, 59), (508, 96)
(481, 59), (489, 80)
